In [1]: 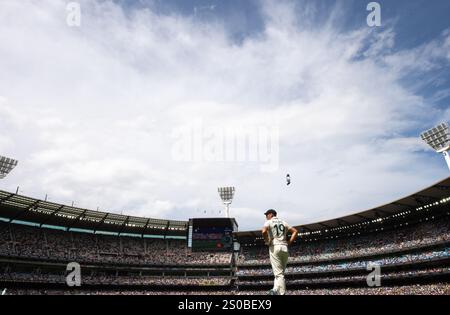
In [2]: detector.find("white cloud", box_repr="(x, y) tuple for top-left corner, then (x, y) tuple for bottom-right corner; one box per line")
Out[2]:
(383, 28), (450, 76)
(0, 0), (448, 231)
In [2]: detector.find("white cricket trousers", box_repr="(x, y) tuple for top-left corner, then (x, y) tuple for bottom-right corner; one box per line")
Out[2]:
(269, 244), (289, 295)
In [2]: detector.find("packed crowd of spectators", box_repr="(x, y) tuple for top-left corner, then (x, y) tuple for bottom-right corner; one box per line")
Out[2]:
(238, 217), (450, 265)
(242, 283), (450, 295)
(2, 265), (447, 288)
(236, 248), (449, 276)
(236, 267), (450, 285)
(1, 215), (448, 268)
(0, 270), (231, 286)
(0, 223), (232, 266)
(1, 214), (448, 296)
(4, 283), (449, 295)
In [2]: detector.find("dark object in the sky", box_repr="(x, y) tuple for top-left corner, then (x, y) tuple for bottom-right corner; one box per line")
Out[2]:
(286, 174), (291, 186)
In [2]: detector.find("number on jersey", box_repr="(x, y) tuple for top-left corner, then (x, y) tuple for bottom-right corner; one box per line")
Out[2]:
(274, 224), (285, 237)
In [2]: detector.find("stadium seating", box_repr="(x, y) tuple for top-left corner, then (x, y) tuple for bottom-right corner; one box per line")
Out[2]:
(0, 213), (449, 295)
(0, 222), (232, 266)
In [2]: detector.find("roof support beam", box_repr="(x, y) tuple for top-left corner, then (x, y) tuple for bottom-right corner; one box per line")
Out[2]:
(141, 218), (151, 238)
(8, 200), (41, 223)
(65, 209), (88, 231)
(337, 218), (350, 226)
(391, 202), (415, 212)
(39, 205), (65, 227)
(163, 221), (170, 239)
(299, 226), (311, 232)
(93, 213), (109, 233)
(392, 202), (414, 208)
(434, 185), (450, 191)
(373, 208), (390, 216)
(355, 214), (369, 220)
(118, 216), (131, 236)
(413, 194), (439, 204)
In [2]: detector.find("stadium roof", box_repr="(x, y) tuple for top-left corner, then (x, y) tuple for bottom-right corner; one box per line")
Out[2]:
(0, 191), (187, 237)
(235, 176), (450, 239)
(0, 176), (449, 237)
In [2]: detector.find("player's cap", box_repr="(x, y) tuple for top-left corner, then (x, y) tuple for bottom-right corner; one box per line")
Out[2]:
(264, 209), (277, 216)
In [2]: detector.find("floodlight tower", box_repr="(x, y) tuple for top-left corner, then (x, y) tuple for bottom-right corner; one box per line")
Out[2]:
(420, 122), (450, 171)
(218, 187), (235, 218)
(0, 155), (18, 179)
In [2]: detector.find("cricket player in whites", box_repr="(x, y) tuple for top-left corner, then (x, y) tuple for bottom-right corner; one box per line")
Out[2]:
(262, 209), (298, 295)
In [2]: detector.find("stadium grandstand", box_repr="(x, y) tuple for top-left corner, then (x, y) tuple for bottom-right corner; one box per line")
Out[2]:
(0, 177), (449, 295)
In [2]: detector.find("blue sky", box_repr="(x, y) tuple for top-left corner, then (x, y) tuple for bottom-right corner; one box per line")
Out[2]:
(119, 0), (450, 117)
(120, 0), (450, 47)
(0, 0), (449, 231)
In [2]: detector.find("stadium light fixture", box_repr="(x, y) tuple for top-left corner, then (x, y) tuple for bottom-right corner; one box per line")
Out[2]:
(218, 187), (235, 218)
(0, 155), (18, 179)
(420, 122), (450, 171)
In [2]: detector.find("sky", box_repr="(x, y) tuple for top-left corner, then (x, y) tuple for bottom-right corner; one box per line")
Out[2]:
(0, 0), (449, 231)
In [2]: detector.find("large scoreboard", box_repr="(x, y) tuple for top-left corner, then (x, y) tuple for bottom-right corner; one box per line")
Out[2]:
(187, 218), (238, 251)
